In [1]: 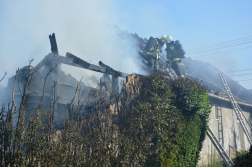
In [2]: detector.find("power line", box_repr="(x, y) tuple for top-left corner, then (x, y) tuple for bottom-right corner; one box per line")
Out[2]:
(237, 79), (252, 82)
(187, 36), (252, 51)
(229, 73), (252, 77)
(225, 68), (252, 73)
(187, 45), (252, 57)
(187, 38), (252, 52)
(187, 41), (252, 54)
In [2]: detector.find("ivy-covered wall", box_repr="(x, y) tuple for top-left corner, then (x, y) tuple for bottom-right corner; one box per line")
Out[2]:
(115, 73), (211, 166)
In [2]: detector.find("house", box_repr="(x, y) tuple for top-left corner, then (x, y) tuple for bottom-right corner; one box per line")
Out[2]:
(180, 59), (252, 166)
(1, 31), (251, 165)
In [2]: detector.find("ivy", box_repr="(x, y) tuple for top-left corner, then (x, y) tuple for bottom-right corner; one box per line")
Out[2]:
(115, 73), (211, 166)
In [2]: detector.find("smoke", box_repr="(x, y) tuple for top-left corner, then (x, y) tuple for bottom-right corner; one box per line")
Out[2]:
(0, 0), (142, 90)
(86, 75), (99, 88)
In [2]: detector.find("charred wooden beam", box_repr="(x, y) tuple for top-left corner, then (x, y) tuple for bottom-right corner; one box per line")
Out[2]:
(99, 61), (128, 77)
(34, 51), (131, 99)
(33, 53), (54, 73)
(66, 52), (92, 68)
(54, 53), (107, 73)
(99, 61), (129, 94)
(55, 52), (130, 78)
(64, 53), (129, 77)
(49, 33), (58, 55)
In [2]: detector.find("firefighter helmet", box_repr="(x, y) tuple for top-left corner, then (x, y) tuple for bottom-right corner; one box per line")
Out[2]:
(160, 35), (172, 43)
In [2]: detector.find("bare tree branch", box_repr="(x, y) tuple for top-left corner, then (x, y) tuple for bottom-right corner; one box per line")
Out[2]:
(12, 70), (18, 110)
(0, 71), (7, 82)
(17, 68), (23, 96)
(38, 65), (57, 110)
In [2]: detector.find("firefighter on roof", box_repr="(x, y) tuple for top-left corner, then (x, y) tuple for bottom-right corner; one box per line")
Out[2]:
(165, 37), (186, 78)
(144, 35), (172, 70)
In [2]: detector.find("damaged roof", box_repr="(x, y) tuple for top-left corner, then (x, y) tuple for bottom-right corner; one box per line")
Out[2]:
(117, 28), (252, 105)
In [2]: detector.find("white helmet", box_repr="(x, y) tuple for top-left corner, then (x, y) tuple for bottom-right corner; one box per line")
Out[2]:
(160, 35), (172, 43)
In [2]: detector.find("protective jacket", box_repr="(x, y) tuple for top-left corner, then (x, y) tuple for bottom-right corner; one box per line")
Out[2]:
(179, 63), (188, 76)
(166, 40), (186, 62)
(145, 37), (165, 60)
(165, 40), (186, 77)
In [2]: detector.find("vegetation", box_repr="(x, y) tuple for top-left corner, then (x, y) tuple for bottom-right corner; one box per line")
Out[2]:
(124, 73), (211, 166)
(0, 69), (211, 166)
(233, 145), (252, 167)
(196, 145), (226, 167)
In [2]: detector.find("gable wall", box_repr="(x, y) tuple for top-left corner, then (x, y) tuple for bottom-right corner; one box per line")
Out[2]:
(197, 98), (252, 166)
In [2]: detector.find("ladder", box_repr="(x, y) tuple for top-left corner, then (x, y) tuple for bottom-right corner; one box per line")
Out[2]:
(217, 106), (224, 147)
(166, 67), (178, 80)
(237, 105), (252, 130)
(207, 126), (235, 167)
(219, 73), (252, 145)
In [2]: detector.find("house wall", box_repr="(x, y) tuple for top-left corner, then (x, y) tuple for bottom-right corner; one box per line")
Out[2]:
(197, 97), (252, 166)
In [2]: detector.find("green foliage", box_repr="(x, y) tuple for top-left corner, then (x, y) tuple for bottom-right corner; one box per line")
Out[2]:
(168, 77), (211, 166)
(0, 72), (211, 166)
(114, 73), (211, 166)
(233, 145), (252, 167)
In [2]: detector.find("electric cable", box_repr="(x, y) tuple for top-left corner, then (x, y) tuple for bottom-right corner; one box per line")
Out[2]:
(188, 36), (252, 51)
(187, 39), (252, 52)
(229, 73), (252, 77)
(187, 41), (252, 54)
(187, 46), (252, 57)
(225, 69), (252, 73)
(237, 79), (252, 82)
(187, 36), (252, 51)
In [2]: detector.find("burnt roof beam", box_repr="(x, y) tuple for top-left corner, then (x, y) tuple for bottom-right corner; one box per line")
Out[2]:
(99, 61), (128, 77)
(49, 33), (58, 55)
(53, 52), (129, 78)
(33, 53), (54, 72)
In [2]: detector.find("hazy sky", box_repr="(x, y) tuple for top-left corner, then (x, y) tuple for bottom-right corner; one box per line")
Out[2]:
(1, 0), (252, 89)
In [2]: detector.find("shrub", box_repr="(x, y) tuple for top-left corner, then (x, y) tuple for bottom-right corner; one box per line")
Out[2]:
(233, 145), (252, 167)
(114, 73), (211, 166)
(0, 72), (211, 166)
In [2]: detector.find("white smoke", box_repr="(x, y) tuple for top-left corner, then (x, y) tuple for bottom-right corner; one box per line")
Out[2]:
(0, 0), (142, 90)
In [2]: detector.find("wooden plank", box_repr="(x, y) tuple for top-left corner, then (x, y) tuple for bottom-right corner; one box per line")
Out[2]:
(66, 52), (90, 68)
(99, 61), (128, 78)
(49, 33), (58, 55)
(59, 52), (129, 78)
(33, 53), (54, 72)
(35, 52), (130, 79)
(54, 54), (106, 73)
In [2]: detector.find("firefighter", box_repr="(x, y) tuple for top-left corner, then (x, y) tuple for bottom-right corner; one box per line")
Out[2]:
(165, 38), (186, 78)
(179, 63), (188, 76)
(144, 35), (172, 70)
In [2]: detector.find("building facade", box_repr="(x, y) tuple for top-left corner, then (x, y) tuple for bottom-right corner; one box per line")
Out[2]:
(197, 93), (252, 166)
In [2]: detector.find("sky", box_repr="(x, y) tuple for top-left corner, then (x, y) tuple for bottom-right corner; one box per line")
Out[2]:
(0, 0), (252, 89)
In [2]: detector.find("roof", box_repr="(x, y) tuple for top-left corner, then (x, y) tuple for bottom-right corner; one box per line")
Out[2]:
(182, 57), (252, 104)
(208, 92), (252, 108)
(116, 28), (252, 105)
